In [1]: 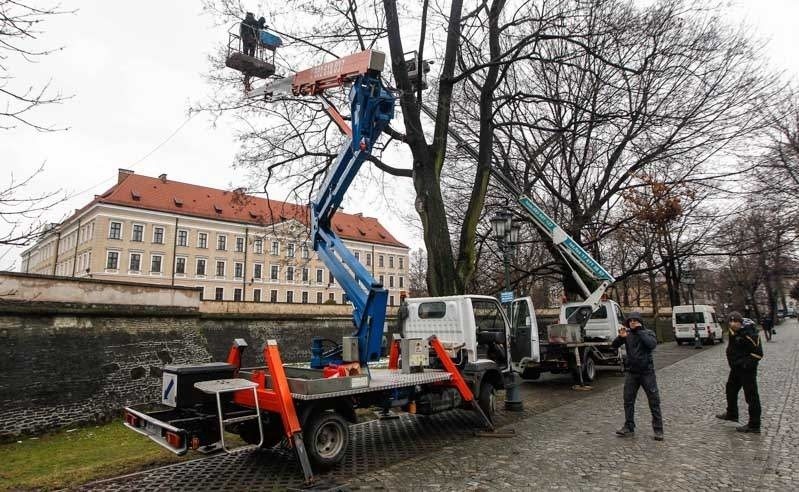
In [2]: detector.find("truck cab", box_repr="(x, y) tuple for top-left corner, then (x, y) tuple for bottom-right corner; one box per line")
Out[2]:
(402, 295), (524, 401)
(560, 299), (625, 342)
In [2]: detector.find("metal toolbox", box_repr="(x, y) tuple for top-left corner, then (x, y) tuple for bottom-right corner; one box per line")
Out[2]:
(547, 323), (583, 344)
(262, 367), (370, 396)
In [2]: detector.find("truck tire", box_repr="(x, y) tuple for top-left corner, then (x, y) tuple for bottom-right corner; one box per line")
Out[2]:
(582, 357), (596, 383)
(522, 368), (541, 380)
(676, 339), (683, 346)
(477, 381), (496, 423)
(303, 410), (349, 469)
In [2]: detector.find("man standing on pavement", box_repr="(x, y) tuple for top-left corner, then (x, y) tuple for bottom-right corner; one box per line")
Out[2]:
(716, 311), (763, 433)
(613, 312), (664, 441)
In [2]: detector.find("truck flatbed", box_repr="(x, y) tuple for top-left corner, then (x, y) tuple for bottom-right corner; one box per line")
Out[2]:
(283, 368), (453, 400)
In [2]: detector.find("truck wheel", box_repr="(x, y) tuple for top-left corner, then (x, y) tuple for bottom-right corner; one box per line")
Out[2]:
(477, 381), (496, 423)
(676, 339), (683, 346)
(522, 368), (541, 380)
(582, 357), (596, 382)
(303, 411), (349, 469)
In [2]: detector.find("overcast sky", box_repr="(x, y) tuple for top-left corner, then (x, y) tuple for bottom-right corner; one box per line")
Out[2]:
(2, 0), (798, 269)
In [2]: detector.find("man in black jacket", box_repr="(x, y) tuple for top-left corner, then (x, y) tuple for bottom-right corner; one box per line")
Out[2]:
(716, 311), (763, 433)
(612, 311), (663, 441)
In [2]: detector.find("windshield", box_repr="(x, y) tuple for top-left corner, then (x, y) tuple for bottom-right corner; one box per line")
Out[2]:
(565, 305), (607, 321)
(675, 312), (705, 324)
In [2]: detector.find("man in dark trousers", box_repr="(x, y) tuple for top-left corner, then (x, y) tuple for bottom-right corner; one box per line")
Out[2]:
(716, 311), (763, 433)
(613, 312), (664, 441)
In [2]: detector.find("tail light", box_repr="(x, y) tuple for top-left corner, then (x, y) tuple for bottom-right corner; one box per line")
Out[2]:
(165, 431), (183, 449)
(124, 412), (140, 428)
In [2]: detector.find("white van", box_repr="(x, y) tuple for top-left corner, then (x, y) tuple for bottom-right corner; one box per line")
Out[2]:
(672, 305), (722, 345)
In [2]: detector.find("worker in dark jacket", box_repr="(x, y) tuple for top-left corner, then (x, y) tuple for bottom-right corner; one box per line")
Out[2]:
(716, 311), (763, 432)
(612, 312), (664, 441)
(240, 12), (259, 56)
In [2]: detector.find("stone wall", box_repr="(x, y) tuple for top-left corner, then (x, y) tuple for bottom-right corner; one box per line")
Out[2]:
(0, 306), (356, 440)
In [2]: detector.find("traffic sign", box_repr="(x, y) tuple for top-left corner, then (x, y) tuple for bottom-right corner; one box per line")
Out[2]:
(500, 291), (514, 303)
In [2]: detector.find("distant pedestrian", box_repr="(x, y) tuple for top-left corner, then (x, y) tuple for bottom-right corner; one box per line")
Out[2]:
(613, 312), (664, 441)
(716, 311), (763, 433)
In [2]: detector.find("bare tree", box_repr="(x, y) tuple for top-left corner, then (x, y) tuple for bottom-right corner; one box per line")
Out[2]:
(1, 0), (73, 131)
(407, 248), (428, 297)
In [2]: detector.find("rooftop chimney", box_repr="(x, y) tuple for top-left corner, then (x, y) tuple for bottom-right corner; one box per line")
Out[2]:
(159, 173), (167, 183)
(118, 168), (134, 184)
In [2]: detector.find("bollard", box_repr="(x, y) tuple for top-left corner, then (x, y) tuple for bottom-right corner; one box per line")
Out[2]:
(504, 372), (524, 411)
(693, 324), (703, 349)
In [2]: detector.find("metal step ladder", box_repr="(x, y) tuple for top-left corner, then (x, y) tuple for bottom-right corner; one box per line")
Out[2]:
(194, 378), (263, 452)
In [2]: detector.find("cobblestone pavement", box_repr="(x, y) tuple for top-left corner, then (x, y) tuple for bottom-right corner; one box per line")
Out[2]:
(82, 331), (769, 491)
(348, 320), (799, 490)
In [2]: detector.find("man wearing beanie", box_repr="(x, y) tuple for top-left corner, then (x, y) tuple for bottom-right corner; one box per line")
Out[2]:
(716, 311), (763, 433)
(612, 311), (664, 441)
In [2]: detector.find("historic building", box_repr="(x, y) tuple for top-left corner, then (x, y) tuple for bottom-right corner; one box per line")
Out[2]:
(20, 170), (409, 305)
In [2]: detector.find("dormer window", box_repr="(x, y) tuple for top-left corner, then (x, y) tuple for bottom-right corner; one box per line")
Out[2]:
(335, 225), (344, 233)
(131, 190), (141, 201)
(357, 227), (366, 236)
(213, 204), (223, 213)
(174, 197), (183, 207)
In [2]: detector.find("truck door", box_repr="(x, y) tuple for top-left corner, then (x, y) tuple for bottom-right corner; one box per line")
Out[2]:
(510, 297), (540, 363)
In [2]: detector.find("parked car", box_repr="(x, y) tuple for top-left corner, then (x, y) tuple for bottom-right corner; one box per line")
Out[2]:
(787, 307), (797, 318)
(672, 304), (723, 345)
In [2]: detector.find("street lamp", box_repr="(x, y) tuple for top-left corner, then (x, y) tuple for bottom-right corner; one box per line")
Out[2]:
(682, 270), (701, 350)
(490, 209), (517, 297)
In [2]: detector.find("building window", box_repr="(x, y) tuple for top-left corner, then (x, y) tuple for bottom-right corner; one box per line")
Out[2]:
(379, 274), (384, 285)
(196, 286), (204, 300)
(270, 265), (279, 280)
(254, 263), (262, 279)
(106, 251), (119, 269)
(253, 289), (261, 302)
(286, 291), (294, 303)
(153, 226), (165, 244)
(317, 292), (323, 304)
(329, 293), (335, 302)
(216, 261), (225, 277)
(354, 251), (360, 261)
(389, 276), (394, 288)
(254, 239), (263, 254)
(390, 295), (395, 306)
(399, 257), (404, 270)
(301, 291), (308, 304)
(287, 243), (295, 258)
(234, 262), (244, 279)
(196, 259), (206, 276)
(217, 235), (227, 251)
(271, 241), (279, 255)
(366, 253), (372, 267)
(198, 232), (208, 249)
(379, 255), (384, 268)
(399, 276), (404, 288)
(286, 266), (294, 282)
(109, 221), (122, 240)
(302, 268), (309, 282)
(132, 224), (144, 242)
(389, 256), (394, 268)
(151, 255), (163, 273)
(234, 288), (242, 302)
(175, 257), (186, 274)
(177, 230), (188, 247)
(301, 243), (309, 259)
(235, 237), (245, 252)
(215, 287), (224, 301)
(328, 272), (334, 285)
(270, 290), (278, 302)
(316, 268), (323, 283)
(129, 253), (141, 272)
(342, 293), (348, 304)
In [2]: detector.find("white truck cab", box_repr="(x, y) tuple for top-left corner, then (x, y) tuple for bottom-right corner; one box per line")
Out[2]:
(560, 299), (626, 342)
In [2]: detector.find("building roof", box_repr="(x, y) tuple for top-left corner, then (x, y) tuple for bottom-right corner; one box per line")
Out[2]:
(87, 171), (407, 249)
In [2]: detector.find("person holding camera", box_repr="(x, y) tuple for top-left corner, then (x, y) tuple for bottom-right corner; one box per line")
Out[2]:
(612, 312), (664, 441)
(716, 311), (763, 433)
